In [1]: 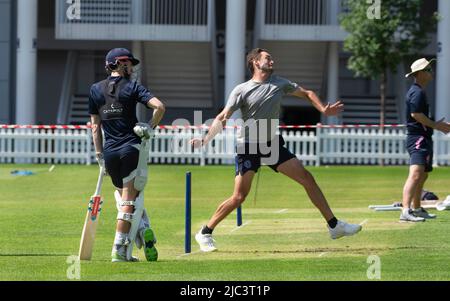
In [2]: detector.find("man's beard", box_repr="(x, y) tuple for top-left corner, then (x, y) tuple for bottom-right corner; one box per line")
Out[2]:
(260, 64), (274, 74)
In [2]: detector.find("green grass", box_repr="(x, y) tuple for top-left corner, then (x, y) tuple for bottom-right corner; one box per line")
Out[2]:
(1, 164), (450, 281)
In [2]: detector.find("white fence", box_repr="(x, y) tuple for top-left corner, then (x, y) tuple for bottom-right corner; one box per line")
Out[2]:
(1, 125), (450, 166)
(0, 127), (92, 164)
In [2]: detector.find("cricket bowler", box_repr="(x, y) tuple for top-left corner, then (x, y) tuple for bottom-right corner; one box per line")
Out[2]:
(191, 48), (362, 252)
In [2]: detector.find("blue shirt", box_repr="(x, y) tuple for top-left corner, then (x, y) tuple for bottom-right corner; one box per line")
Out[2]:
(88, 76), (154, 152)
(405, 83), (433, 138)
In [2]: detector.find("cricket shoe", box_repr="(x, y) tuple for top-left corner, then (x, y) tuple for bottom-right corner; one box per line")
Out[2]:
(111, 251), (139, 262)
(111, 245), (139, 262)
(412, 207), (436, 219)
(195, 230), (217, 252)
(328, 220), (362, 239)
(142, 228), (158, 261)
(135, 226), (157, 249)
(399, 209), (425, 222)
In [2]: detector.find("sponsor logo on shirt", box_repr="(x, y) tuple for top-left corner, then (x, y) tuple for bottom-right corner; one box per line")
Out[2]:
(103, 102), (123, 115)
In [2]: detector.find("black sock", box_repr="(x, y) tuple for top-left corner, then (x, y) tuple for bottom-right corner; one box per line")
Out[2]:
(327, 217), (338, 229)
(201, 225), (213, 235)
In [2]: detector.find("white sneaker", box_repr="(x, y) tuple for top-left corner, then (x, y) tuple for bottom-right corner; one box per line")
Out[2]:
(328, 220), (362, 239)
(111, 250), (139, 262)
(111, 241), (139, 262)
(399, 209), (425, 222)
(195, 230), (218, 252)
(413, 207), (436, 219)
(436, 200), (450, 211)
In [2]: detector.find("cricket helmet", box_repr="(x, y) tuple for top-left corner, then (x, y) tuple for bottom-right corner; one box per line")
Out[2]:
(105, 48), (140, 70)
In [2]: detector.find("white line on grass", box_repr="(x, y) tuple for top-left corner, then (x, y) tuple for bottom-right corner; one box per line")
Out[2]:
(359, 219), (369, 226)
(230, 221), (252, 233)
(177, 250), (203, 258)
(274, 209), (288, 214)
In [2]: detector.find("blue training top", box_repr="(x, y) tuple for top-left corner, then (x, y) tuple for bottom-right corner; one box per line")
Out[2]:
(405, 83), (433, 138)
(88, 76), (154, 152)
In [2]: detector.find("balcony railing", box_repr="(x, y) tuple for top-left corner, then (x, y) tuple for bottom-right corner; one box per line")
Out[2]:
(255, 0), (348, 41)
(55, 0), (214, 41)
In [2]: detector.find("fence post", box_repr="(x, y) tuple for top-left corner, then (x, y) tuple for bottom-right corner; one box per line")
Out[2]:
(86, 127), (92, 165)
(379, 126), (385, 166)
(185, 171), (192, 253)
(315, 124), (322, 166)
(433, 132), (439, 167)
(200, 128), (206, 166)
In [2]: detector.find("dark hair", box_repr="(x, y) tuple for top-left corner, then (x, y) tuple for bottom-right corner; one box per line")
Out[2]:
(246, 48), (269, 74)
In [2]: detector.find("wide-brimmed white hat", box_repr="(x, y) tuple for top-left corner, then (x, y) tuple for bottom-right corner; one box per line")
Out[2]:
(405, 58), (435, 78)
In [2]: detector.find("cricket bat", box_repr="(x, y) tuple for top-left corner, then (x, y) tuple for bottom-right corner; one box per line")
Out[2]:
(78, 166), (105, 260)
(369, 198), (450, 212)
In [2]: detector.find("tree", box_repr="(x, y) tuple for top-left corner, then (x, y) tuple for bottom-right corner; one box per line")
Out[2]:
(340, 0), (437, 126)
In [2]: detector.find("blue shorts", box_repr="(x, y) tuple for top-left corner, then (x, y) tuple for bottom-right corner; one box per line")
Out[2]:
(406, 135), (433, 172)
(235, 135), (297, 176)
(104, 144), (139, 188)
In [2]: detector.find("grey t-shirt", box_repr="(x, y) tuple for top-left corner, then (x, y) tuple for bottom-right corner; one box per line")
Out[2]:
(225, 75), (299, 143)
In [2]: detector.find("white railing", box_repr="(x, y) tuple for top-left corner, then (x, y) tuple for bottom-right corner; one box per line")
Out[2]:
(264, 0), (331, 25)
(55, 0), (213, 41)
(0, 127), (92, 164)
(318, 127), (408, 165)
(1, 125), (450, 166)
(434, 132), (450, 165)
(255, 0), (348, 41)
(142, 0), (209, 25)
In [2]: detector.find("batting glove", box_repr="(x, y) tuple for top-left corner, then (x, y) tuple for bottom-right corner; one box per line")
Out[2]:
(133, 122), (155, 140)
(96, 152), (106, 174)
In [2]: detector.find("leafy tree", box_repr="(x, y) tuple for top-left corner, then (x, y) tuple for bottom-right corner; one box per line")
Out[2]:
(340, 0), (437, 126)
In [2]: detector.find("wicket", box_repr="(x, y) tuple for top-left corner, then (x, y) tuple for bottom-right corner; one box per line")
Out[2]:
(185, 172), (191, 253)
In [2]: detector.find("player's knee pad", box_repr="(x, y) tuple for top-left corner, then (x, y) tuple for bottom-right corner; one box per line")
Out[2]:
(124, 192), (145, 260)
(116, 211), (133, 223)
(116, 190), (150, 230)
(116, 192), (144, 223)
(140, 208), (151, 230)
(114, 190), (121, 211)
(114, 190), (149, 256)
(134, 141), (150, 191)
(135, 208), (153, 249)
(127, 192), (144, 232)
(116, 201), (143, 222)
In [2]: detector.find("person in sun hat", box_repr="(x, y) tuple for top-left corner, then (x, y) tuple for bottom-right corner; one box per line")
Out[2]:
(400, 58), (450, 222)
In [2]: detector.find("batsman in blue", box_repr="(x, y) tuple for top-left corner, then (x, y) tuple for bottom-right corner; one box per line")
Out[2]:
(89, 48), (165, 262)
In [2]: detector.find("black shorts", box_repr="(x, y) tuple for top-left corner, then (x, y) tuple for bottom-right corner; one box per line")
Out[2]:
(235, 135), (297, 176)
(406, 135), (433, 172)
(104, 144), (139, 188)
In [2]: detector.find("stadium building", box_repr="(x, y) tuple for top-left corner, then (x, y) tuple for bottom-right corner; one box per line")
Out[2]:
(1, 0), (449, 126)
